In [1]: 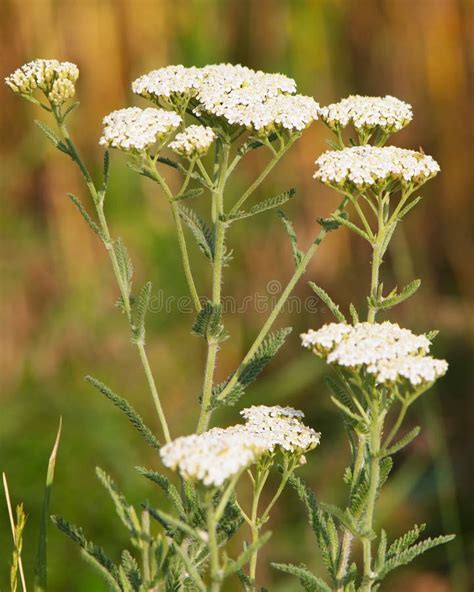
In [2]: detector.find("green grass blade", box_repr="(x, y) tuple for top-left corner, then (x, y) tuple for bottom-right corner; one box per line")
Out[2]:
(34, 417), (62, 592)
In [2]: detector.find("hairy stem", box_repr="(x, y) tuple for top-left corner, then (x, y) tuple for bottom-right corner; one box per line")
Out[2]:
(197, 142), (230, 433)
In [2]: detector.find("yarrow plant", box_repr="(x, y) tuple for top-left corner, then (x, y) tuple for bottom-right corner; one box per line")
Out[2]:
(4, 58), (454, 592)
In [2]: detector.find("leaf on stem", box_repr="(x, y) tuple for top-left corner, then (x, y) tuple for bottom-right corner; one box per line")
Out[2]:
(349, 303), (359, 324)
(379, 534), (455, 578)
(271, 563), (331, 592)
(397, 195), (423, 219)
(387, 523), (426, 558)
(119, 550), (142, 591)
(227, 188), (296, 222)
(113, 238), (133, 295)
(34, 418), (62, 592)
(372, 279), (421, 311)
(192, 300), (227, 342)
(95, 468), (141, 537)
(85, 376), (161, 450)
(135, 467), (185, 517)
(308, 283), (346, 323)
(131, 282), (152, 345)
(277, 210), (303, 266)
(178, 206), (214, 261)
(35, 119), (69, 153)
(66, 193), (103, 238)
(171, 188), (204, 202)
(225, 531), (272, 576)
(382, 426), (421, 457)
(51, 515), (121, 592)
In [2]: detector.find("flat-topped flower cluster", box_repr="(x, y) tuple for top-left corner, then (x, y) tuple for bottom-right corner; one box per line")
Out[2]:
(169, 124), (216, 157)
(319, 95), (412, 134)
(314, 145), (440, 190)
(99, 107), (182, 152)
(133, 63), (319, 135)
(5, 59), (79, 105)
(160, 405), (320, 486)
(301, 322), (447, 388)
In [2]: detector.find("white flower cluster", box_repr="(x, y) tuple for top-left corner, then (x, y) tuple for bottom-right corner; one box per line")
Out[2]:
(301, 322), (447, 387)
(242, 405), (320, 453)
(367, 355), (448, 386)
(160, 426), (268, 487)
(5, 59), (79, 105)
(132, 64), (203, 101)
(99, 107), (181, 152)
(315, 146), (440, 189)
(160, 405), (319, 487)
(320, 95), (412, 133)
(169, 124), (216, 157)
(133, 63), (319, 135)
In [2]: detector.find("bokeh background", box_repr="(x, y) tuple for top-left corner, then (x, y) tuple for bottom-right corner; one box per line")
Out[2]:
(1, 0), (473, 590)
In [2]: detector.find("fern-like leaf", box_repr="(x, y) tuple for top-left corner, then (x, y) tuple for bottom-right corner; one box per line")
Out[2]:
(114, 238), (133, 295)
(85, 376), (160, 450)
(51, 515), (121, 591)
(135, 467), (185, 517)
(96, 468), (140, 537)
(379, 535), (455, 577)
(229, 188), (295, 221)
(277, 210), (303, 266)
(271, 563), (331, 592)
(308, 283), (346, 323)
(131, 282), (152, 345)
(178, 206), (214, 261)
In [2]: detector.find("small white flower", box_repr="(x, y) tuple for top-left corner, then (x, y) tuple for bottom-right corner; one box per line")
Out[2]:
(169, 125), (216, 157)
(302, 322), (431, 367)
(133, 63), (318, 134)
(242, 405), (321, 454)
(314, 146), (440, 190)
(367, 355), (448, 386)
(99, 107), (181, 152)
(161, 405), (320, 486)
(160, 426), (268, 487)
(132, 65), (203, 102)
(5, 59), (79, 105)
(320, 95), (412, 134)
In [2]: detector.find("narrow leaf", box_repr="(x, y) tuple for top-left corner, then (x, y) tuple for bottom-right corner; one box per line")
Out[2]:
(34, 418), (62, 592)
(272, 563), (331, 592)
(131, 282), (152, 345)
(178, 205), (214, 261)
(383, 426), (421, 457)
(349, 303), (359, 324)
(331, 213), (371, 242)
(135, 467), (185, 517)
(398, 195), (423, 219)
(113, 238), (133, 294)
(171, 187), (204, 202)
(225, 532), (272, 576)
(380, 535), (455, 577)
(66, 193), (102, 237)
(308, 283), (346, 323)
(52, 515), (121, 591)
(377, 279), (421, 310)
(85, 376), (160, 450)
(277, 210), (303, 266)
(229, 188), (295, 221)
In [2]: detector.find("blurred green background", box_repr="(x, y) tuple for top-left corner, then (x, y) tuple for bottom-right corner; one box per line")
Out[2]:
(1, 0), (473, 590)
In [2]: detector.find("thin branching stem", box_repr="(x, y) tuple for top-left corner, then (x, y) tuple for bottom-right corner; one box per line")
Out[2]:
(52, 111), (171, 443)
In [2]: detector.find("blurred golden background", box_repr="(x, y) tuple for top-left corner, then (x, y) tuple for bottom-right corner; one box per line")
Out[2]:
(1, 0), (473, 590)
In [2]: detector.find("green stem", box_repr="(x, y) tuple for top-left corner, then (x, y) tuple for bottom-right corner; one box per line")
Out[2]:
(248, 467), (270, 586)
(229, 138), (295, 215)
(361, 408), (384, 592)
(148, 163), (202, 312)
(206, 500), (221, 592)
(335, 432), (366, 591)
(382, 402), (409, 451)
(54, 116), (171, 443)
(216, 198), (348, 406)
(196, 142), (230, 433)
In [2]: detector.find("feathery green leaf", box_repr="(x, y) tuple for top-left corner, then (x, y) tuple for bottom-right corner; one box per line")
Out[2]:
(178, 206), (214, 261)
(308, 283), (346, 323)
(85, 376), (160, 450)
